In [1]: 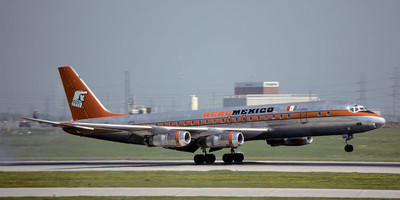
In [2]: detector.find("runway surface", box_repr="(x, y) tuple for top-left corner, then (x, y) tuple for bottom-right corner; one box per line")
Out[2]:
(1, 160), (400, 173)
(1, 187), (400, 198)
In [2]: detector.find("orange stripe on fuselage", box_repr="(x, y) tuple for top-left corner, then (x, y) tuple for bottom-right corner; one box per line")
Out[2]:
(152, 110), (382, 127)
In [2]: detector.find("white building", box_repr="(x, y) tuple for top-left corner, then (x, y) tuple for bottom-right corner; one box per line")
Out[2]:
(224, 81), (319, 107)
(223, 94), (319, 107)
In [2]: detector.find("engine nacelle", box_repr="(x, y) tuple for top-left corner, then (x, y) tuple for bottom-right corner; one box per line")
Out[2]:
(266, 137), (313, 147)
(205, 131), (244, 148)
(147, 130), (191, 147)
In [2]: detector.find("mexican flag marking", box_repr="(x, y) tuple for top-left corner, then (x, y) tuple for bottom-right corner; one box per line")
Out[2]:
(286, 105), (298, 111)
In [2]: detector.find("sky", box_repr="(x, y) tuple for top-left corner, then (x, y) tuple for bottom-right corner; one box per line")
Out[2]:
(1, 0), (400, 119)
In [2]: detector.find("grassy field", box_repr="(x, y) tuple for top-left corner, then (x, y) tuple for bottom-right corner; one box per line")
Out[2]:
(1, 197), (396, 200)
(1, 171), (400, 189)
(0, 127), (399, 161)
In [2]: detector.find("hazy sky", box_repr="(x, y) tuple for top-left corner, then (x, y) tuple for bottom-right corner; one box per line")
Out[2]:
(1, 0), (399, 118)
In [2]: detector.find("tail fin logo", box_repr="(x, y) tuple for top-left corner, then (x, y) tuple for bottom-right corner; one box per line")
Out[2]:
(71, 90), (88, 108)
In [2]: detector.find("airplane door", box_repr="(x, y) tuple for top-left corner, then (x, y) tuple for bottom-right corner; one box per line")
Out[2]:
(300, 108), (308, 124)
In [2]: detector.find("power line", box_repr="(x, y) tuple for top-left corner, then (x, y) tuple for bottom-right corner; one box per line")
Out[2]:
(392, 68), (400, 122)
(125, 71), (132, 114)
(357, 73), (367, 106)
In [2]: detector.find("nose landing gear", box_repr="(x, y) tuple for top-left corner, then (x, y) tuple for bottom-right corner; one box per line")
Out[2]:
(343, 134), (354, 152)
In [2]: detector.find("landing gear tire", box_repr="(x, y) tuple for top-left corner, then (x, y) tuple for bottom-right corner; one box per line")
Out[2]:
(233, 153), (244, 163)
(194, 154), (216, 164)
(223, 153), (244, 164)
(204, 154), (216, 164)
(222, 154), (233, 164)
(345, 144), (354, 152)
(194, 154), (205, 164)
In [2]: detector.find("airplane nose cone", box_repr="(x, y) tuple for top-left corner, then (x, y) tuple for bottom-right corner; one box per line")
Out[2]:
(374, 117), (386, 129)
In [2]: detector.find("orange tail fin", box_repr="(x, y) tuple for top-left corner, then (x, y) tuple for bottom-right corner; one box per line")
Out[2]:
(59, 66), (127, 120)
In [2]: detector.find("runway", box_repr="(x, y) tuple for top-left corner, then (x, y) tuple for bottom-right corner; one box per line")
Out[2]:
(1, 187), (400, 198)
(1, 160), (400, 173)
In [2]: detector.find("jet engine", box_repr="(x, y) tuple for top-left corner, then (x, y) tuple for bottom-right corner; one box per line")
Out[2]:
(205, 131), (244, 148)
(147, 130), (191, 147)
(266, 137), (313, 147)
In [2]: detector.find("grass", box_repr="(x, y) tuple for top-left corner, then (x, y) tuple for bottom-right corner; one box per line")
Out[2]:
(0, 127), (399, 161)
(1, 171), (399, 189)
(1, 198), (398, 200)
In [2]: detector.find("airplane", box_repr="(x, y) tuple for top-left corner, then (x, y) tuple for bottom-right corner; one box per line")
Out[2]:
(23, 66), (386, 164)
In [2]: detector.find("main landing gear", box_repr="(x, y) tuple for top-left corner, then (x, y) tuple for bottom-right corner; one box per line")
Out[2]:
(193, 148), (244, 164)
(194, 148), (216, 164)
(343, 134), (354, 152)
(222, 148), (244, 164)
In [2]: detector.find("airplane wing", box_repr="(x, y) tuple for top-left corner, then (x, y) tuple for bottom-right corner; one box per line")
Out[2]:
(22, 117), (270, 138)
(67, 122), (270, 138)
(21, 117), (95, 131)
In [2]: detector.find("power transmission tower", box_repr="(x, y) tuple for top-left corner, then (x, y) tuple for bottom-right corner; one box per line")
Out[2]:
(392, 68), (400, 122)
(125, 71), (132, 114)
(357, 73), (367, 106)
(45, 96), (50, 117)
(106, 92), (110, 110)
(212, 92), (216, 108)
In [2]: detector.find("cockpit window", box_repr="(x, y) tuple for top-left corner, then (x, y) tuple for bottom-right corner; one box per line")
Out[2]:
(347, 105), (367, 113)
